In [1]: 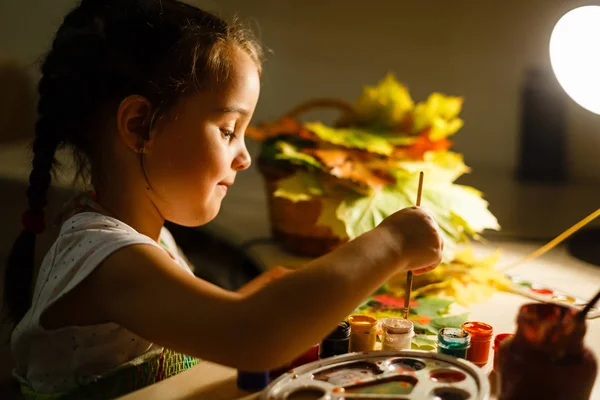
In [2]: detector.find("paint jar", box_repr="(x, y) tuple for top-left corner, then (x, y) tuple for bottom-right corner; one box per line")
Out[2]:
(236, 370), (270, 392)
(497, 303), (597, 400)
(437, 328), (470, 359)
(462, 321), (493, 366)
(291, 343), (320, 368)
(319, 321), (350, 359)
(380, 318), (414, 351)
(348, 314), (377, 352)
(492, 333), (513, 373)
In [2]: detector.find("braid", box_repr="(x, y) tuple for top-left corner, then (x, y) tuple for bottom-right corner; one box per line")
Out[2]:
(3, 67), (62, 322)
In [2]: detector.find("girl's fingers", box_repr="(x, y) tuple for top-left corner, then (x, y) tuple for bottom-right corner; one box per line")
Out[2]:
(413, 265), (437, 275)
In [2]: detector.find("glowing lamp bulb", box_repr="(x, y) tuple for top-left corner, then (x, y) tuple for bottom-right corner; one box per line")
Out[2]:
(549, 6), (600, 115)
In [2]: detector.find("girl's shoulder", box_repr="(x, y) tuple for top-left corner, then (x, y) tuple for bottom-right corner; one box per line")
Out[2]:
(59, 211), (138, 235)
(31, 212), (161, 308)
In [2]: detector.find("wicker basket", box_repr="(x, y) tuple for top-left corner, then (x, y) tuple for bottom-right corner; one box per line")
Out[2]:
(258, 99), (357, 257)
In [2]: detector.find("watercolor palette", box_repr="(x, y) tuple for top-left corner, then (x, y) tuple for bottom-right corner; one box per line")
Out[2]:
(259, 350), (489, 400)
(507, 275), (600, 319)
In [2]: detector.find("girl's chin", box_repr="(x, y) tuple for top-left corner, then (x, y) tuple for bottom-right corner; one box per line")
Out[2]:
(166, 203), (221, 228)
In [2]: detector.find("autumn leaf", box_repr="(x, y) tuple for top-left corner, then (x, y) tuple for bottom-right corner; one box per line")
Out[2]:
(372, 294), (418, 309)
(305, 122), (395, 155)
(353, 72), (415, 129)
(273, 172), (323, 203)
(304, 148), (350, 168)
(273, 142), (324, 170)
(411, 296), (454, 317)
(411, 315), (432, 326)
(430, 313), (469, 331)
(412, 319), (438, 335)
(336, 187), (413, 238)
(390, 129), (452, 161)
(447, 185), (500, 233)
(411, 334), (437, 350)
(412, 93), (464, 140)
(301, 148), (396, 192)
(315, 197), (348, 239)
(247, 117), (309, 141)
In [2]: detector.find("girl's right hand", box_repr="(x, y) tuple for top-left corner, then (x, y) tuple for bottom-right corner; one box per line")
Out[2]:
(379, 206), (443, 274)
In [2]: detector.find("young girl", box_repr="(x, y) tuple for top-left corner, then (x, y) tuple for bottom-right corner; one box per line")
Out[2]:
(4, 0), (443, 398)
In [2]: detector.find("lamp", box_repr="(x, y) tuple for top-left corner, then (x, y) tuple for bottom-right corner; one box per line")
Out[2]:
(549, 5), (600, 266)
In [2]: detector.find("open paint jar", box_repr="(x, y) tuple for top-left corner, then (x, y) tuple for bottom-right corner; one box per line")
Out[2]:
(492, 333), (513, 373)
(319, 321), (350, 359)
(437, 328), (470, 359)
(348, 314), (377, 352)
(462, 321), (493, 366)
(380, 318), (414, 351)
(497, 303), (598, 400)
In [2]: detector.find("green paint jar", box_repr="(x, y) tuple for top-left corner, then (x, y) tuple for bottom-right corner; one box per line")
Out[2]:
(437, 328), (470, 359)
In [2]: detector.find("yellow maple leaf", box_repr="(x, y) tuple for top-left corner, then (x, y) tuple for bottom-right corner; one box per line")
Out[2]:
(354, 73), (415, 128)
(412, 93), (464, 140)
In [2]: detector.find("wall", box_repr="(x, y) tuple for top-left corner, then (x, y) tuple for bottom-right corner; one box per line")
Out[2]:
(1, 0), (599, 182)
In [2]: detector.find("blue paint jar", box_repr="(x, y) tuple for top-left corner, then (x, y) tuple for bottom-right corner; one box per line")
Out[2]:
(437, 327), (470, 359)
(236, 370), (270, 392)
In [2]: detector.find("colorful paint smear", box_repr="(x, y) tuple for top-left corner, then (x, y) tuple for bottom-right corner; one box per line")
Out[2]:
(507, 275), (600, 319)
(552, 294), (576, 303)
(530, 287), (554, 296)
(312, 361), (381, 386)
(388, 358), (426, 372)
(429, 369), (467, 383)
(345, 376), (417, 395)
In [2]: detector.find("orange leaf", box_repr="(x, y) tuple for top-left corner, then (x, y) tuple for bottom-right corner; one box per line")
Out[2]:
(246, 117), (310, 141)
(410, 315), (432, 325)
(305, 149), (396, 191)
(306, 149), (349, 168)
(393, 129), (452, 160)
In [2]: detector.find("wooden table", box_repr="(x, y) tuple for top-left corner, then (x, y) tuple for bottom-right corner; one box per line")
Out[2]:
(117, 239), (600, 400)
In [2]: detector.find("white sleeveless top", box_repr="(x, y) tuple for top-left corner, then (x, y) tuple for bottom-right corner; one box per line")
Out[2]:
(11, 212), (194, 394)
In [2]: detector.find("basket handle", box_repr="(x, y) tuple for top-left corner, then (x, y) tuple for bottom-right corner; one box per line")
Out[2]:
(284, 98), (357, 121)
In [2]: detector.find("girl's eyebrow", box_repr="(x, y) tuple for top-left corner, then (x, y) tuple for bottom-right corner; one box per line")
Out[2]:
(216, 106), (250, 116)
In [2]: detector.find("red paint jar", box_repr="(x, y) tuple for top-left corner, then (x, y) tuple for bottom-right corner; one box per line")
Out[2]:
(290, 343), (320, 368)
(493, 333), (514, 372)
(497, 303), (597, 400)
(462, 321), (493, 366)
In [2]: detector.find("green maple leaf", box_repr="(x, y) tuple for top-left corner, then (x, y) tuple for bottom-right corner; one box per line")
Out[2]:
(336, 188), (413, 238)
(430, 313), (469, 331)
(412, 320), (438, 336)
(304, 122), (394, 155)
(411, 297), (454, 317)
(411, 334), (437, 350)
(274, 141), (324, 169)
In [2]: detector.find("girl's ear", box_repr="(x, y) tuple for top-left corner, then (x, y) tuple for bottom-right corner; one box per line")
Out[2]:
(116, 95), (155, 153)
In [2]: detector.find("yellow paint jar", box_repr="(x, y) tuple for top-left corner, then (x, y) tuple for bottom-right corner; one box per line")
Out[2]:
(348, 314), (377, 352)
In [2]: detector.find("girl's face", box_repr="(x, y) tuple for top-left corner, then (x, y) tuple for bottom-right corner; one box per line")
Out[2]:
(143, 46), (260, 226)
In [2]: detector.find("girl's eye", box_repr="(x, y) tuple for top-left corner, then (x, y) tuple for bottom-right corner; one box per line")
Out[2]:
(221, 129), (236, 141)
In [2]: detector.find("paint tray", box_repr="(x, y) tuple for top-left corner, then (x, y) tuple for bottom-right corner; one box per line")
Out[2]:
(260, 350), (490, 400)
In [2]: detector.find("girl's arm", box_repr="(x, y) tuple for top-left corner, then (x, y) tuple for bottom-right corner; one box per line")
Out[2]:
(236, 266), (293, 296)
(58, 207), (441, 371)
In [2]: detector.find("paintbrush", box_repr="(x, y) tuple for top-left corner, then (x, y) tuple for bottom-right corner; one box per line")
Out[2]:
(577, 288), (600, 321)
(543, 288), (600, 360)
(501, 208), (600, 271)
(404, 171), (424, 320)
